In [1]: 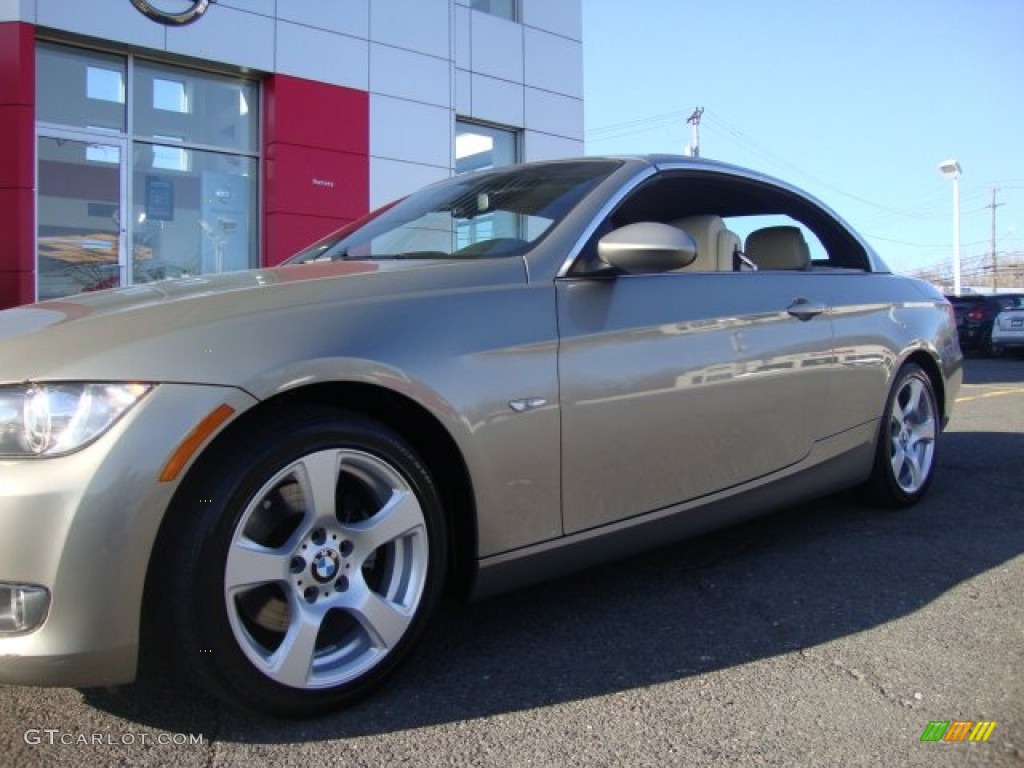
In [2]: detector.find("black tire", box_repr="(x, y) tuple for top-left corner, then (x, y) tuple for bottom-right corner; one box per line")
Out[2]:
(988, 333), (1005, 358)
(152, 406), (447, 718)
(861, 363), (939, 508)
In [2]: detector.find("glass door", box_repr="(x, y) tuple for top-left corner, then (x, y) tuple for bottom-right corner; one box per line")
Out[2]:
(36, 131), (127, 301)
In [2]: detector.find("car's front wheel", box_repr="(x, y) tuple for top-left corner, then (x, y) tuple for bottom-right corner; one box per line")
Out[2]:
(862, 363), (939, 508)
(154, 407), (447, 717)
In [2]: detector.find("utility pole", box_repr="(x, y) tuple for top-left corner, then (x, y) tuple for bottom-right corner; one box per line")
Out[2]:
(685, 106), (704, 157)
(988, 188), (1003, 291)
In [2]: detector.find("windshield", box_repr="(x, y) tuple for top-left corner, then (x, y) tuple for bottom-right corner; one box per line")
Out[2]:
(288, 160), (621, 263)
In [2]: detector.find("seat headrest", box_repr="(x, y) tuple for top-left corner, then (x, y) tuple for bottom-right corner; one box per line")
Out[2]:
(670, 215), (737, 271)
(745, 226), (810, 270)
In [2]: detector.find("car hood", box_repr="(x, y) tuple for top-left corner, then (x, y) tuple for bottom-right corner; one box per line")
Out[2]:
(0, 258), (527, 386)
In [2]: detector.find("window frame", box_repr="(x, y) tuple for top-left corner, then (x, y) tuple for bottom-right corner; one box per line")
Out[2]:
(468, 0), (520, 22)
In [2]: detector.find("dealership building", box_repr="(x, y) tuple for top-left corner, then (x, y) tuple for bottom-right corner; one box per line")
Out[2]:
(0, 0), (583, 309)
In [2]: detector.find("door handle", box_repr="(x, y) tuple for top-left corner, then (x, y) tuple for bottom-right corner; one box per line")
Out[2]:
(787, 297), (827, 321)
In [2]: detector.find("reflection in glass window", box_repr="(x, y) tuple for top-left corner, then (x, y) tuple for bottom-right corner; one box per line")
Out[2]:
(134, 62), (258, 153)
(132, 145), (258, 283)
(150, 137), (188, 172)
(470, 0), (518, 21)
(455, 121), (521, 246)
(36, 43), (260, 300)
(85, 143), (121, 165)
(87, 67), (125, 104)
(36, 136), (123, 301)
(37, 44), (126, 132)
(153, 78), (188, 113)
(455, 121), (518, 174)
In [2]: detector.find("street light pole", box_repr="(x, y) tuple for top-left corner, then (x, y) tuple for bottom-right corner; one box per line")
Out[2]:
(939, 159), (962, 295)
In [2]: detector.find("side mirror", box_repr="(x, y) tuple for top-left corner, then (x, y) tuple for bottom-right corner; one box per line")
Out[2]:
(597, 222), (698, 274)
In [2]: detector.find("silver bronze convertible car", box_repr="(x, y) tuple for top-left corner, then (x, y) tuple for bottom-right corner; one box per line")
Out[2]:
(0, 156), (961, 717)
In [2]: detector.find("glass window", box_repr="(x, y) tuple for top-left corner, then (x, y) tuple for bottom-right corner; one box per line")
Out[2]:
(151, 136), (188, 171)
(37, 43), (126, 132)
(36, 44), (260, 300)
(36, 136), (124, 300)
(153, 78), (188, 113)
(470, 0), (518, 21)
(87, 67), (125, 104)
(455, 121), (522, 246)
(455, 121), (519, 174)
(132, 144), (258, 282)
(134, 62), (258, 153)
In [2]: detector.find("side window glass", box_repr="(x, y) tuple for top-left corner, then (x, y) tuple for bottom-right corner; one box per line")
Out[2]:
(568, 172), (870, 275)
(724, 214), (827, 271)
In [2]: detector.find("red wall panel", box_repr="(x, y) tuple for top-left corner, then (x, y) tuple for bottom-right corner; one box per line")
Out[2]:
(0, 105), (32, 189)
(0, 23), (35, 308)
(262, 74), (369, 267)
(0, 188), (35, 271)
(265, 143), (368, 220)
(264, 75), (368, 155)
(0, 23), (34, 107)
(265, 213), (351, 266)
(0, 271), (33, 310)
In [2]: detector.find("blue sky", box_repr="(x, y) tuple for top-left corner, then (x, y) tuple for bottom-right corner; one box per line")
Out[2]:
(582, 0), (1024, 283)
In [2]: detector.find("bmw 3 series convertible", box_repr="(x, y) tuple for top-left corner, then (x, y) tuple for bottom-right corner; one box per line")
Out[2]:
(0, 156), (962, 717)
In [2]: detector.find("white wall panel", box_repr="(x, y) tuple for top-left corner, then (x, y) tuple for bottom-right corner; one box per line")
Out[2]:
(522, 0), (581, 41)
(470, 74), (524, 127)
(469, 10), (523, 84)
(370, 157), (450, 207)
(370, 0), (450, 59)
(524, 28), (582, 97)
(276, 22), (369, 90)
(455, 68), (472, 115)
(166, 5), (274, 71)
(524, 130), (583, 161)
(525, 87), (582, 139)
(37, 0), (164, 50)
(454, 4), (470, 69)
(371, 44), (450, 107)
(371, 94), (452, 168)
(276, 0), (369, 38)
(216, 0), (276, 18)
(0, 0), (35, 22)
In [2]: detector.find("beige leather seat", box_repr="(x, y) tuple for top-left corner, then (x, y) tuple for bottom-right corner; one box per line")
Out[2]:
(669, 215), (741, 271)
(745, 226), (811, 270)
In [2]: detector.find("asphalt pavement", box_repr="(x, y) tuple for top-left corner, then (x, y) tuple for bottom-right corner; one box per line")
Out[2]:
(3, 357), (1022, 767)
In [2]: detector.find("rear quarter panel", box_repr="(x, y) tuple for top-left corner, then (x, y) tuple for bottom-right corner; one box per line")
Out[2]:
(828, 274), (961, 432)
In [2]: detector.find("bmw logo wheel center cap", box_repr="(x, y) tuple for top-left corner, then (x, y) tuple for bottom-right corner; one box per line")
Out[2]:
(311, 550), (340, 583)
(288, 528), (354, 603)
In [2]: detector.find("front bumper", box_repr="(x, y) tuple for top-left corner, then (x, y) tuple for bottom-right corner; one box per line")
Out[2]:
(0, 383), (256, 687)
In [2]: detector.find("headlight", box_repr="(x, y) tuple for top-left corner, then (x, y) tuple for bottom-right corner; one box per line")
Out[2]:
(0, 383), (153, 457)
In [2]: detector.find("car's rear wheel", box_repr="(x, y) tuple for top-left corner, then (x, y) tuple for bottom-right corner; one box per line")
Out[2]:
(154, 407), (447, 717)
(862, 363), (938, 508)
(987, 332), (1005, 358)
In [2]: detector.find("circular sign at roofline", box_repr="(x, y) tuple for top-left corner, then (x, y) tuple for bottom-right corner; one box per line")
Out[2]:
(129, 0), (211, 26)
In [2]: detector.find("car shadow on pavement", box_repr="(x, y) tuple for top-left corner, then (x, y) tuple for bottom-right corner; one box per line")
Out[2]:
(962, 356), (1024, 385)
(81, 430), (1024, 743)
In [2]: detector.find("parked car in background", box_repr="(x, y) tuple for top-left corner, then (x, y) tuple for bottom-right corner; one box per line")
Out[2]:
(991, 296), (1024, 356)
(946, 293), (1024, 356)
(0, 155), (962, 717)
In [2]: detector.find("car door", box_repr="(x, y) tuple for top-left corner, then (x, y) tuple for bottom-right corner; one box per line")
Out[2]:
(557, 270), (834, 534)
